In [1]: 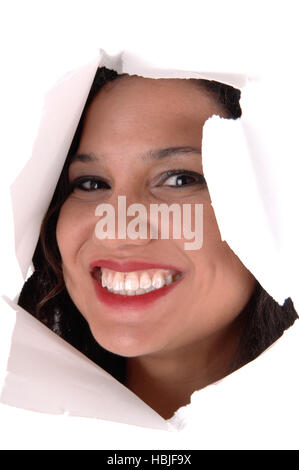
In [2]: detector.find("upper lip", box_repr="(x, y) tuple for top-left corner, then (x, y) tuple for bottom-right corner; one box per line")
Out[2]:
(89, 258), (184, 273)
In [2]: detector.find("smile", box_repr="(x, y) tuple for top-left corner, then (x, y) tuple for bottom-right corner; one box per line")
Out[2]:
(89, 259), (184, 308)
(92, 267), (183, 296)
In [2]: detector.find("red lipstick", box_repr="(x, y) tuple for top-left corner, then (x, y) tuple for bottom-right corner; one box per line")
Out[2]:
(89, 259), (184, 310)
(89, 259), (183, 273)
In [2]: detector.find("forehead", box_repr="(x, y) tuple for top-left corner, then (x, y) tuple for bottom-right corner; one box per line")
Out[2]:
(78, 75), (224, 154)
(89, 75), (222, 117)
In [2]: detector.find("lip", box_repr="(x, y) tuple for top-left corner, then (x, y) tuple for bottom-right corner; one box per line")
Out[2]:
(89, 258), (184, 273)
(89, 258), (185, 310)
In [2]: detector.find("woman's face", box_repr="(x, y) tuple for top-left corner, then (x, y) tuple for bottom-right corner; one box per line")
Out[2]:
(56, 76), (255, 358)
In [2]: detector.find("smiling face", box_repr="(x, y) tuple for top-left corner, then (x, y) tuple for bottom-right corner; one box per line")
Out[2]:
(56, 75), (255, 359)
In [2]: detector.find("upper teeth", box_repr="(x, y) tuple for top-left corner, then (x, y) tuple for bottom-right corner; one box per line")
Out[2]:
(95, 268), (181, 295)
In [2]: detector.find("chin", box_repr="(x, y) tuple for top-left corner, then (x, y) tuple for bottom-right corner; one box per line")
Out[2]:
(90, 327), (160, 358)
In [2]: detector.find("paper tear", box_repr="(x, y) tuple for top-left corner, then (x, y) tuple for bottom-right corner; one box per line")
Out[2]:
(10, 57), (100, 280)
(202, 116), (286, 305)
(99, 48), (250, 87)
(0, 297), (169, 431)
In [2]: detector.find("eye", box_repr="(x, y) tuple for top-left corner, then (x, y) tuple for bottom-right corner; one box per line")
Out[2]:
(70, 176), (111, 192)
(160, 170), (206, 188)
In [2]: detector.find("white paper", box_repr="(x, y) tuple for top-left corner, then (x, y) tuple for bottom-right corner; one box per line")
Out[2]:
(0, 296), (169, 430)
(170, 319), (299, 449)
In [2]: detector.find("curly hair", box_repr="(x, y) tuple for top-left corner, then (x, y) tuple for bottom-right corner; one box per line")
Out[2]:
(18, 67), (298, 384)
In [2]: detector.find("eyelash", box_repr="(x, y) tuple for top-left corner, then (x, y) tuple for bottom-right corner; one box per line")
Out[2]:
(70, 176), (111, 192)
(160, 170), (206, 188)
(70, 170), (206, 192)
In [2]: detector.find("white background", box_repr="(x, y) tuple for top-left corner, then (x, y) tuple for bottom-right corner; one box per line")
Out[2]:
(1, 0), (299, 450)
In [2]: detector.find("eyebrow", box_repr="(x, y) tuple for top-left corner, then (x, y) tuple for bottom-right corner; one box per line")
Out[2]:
(142, 146), (202, 160)
(69, 146), (202, 165)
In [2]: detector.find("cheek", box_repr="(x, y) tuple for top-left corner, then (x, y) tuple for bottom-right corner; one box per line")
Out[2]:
(56, 199), (94, 265)
(56, 202), (73, 261)
(188, 201), (253, 288)
(203, 201), (222, 247)
(202, 203), (255, 303)
(182, 200), (223, 266)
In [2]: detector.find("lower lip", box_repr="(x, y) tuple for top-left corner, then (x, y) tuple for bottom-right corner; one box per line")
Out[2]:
(91, 276), (183, 310)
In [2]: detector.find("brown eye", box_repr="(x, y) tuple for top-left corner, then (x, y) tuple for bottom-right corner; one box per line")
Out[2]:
(161, 171), (206, 188)
(71, 177), (111, 191)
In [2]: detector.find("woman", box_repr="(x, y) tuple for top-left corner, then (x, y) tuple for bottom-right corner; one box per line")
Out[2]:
(18, 67), (298, 419)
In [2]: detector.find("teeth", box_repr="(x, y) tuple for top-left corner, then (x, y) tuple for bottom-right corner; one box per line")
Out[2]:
(152, 271), (165, 289)
(135, 288), (146, 295)
(113, 272), (125, 291)
(109, 273), (115, 290)
(127, 290), (136, 296)
(139, 272), (152, 289)
(125, 272), (139, 291)
(98, 267), (181, 296)
(145, 286), (155, 293)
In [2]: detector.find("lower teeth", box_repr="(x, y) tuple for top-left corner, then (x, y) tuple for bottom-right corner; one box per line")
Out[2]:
(106, 285), (157, 296)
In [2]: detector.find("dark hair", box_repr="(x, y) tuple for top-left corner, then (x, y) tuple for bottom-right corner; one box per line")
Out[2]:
(18, 67), (298, 384)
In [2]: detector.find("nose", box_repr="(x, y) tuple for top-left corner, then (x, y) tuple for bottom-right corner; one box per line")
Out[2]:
(91, 193), (154, 251)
